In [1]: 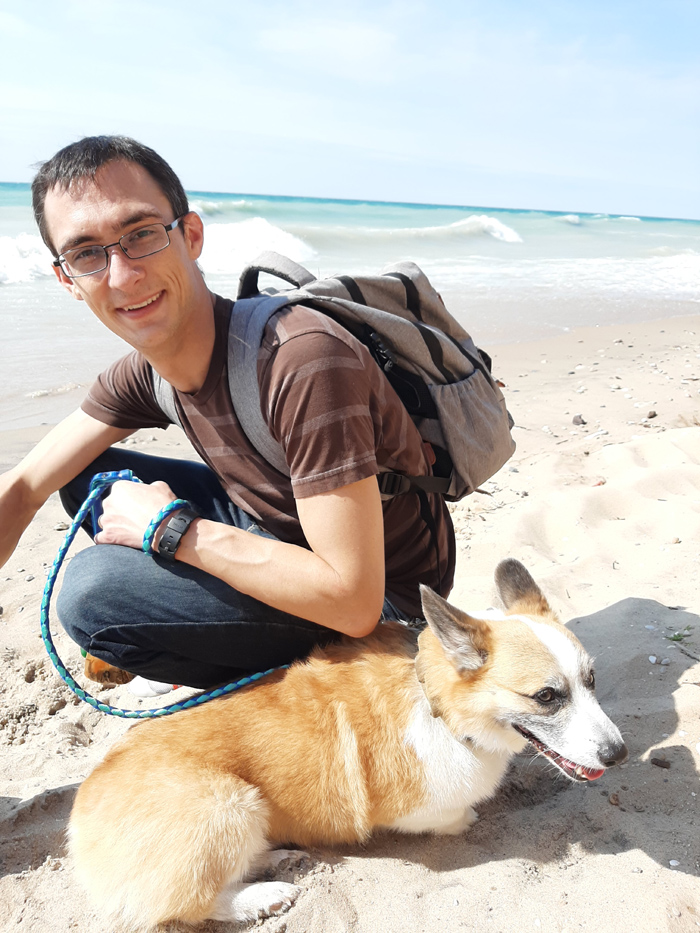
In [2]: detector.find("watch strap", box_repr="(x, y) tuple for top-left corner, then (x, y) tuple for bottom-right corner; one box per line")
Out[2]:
(156, 507), (199, 561)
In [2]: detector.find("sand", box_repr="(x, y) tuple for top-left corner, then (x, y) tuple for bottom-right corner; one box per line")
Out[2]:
(1, 314), (699, 932)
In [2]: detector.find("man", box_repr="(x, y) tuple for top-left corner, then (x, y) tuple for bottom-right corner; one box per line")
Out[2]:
(0, 136), (454, 693)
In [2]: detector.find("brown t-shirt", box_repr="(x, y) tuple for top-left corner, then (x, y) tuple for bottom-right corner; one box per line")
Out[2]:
(82, 295), (455, 617)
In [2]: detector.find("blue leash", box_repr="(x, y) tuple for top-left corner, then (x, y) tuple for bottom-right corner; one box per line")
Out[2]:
(40, 469), (287, 719)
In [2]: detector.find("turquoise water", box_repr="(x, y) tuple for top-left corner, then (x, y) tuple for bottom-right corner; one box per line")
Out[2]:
(1, 182), (698, 429)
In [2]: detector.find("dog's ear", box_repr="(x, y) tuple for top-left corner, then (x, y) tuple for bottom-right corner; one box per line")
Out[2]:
(420, 585), (489, 674)
(495, 559), (552, 616)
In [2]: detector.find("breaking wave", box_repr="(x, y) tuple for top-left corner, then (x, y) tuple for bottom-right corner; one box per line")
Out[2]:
(402, 216), (522, 242)
(285, 214), (523, 243)
(190, 198), (259, 217)
(198, 217), (316, 275)
(0, 234), (53, 284)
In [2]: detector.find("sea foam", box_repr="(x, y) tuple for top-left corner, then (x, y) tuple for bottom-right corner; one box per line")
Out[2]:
(433, 216), (522, 242)
(199, 218), (316, 275)
(286, 215), (523, 243)
(28, 382), (83, 399)
(0, 234), (53, 284)
(191, 198), (257, 217)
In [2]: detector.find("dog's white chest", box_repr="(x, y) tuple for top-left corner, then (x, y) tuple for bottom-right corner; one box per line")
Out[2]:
(387, 700), (511, 836)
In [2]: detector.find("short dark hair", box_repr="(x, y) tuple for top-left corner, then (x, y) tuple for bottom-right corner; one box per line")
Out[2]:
(31, 135), (190, 256)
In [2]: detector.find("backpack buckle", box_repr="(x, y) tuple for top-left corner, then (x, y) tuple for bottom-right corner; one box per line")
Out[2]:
(378, 472), (412, 497)
(368, 331), (397, 372)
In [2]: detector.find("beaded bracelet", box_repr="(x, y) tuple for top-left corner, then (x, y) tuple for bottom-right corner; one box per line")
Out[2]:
(141, 499), (193, 554)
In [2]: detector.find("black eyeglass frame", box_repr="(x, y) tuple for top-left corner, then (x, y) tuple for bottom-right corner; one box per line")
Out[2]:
(53, 215), (187, 278)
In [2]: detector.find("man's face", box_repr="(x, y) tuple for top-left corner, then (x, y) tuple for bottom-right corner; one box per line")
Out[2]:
(43, 160), (206, 354)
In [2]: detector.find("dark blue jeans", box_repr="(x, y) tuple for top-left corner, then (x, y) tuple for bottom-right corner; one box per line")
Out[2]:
(57, 448), (403, 688)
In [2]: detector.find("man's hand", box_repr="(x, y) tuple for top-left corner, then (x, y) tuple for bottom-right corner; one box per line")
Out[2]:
(0, 410), (133, 570)
(95, 480), (178, 550)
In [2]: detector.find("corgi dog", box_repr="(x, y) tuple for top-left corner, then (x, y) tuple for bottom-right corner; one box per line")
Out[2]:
(69, 559), (627, 930)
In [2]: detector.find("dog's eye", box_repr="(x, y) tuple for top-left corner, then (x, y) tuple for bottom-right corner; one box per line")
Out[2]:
(587, 671), (595, 690)
(534, 688), (556, 704)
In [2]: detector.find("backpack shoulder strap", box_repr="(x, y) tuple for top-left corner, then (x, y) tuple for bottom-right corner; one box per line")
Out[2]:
(151, 369), (183, 428)
(227, 293), (296, 476)
(149, 289), (302, 472)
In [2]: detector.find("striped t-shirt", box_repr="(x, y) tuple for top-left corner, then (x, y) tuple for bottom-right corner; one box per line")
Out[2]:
(82, 294), (455, 618)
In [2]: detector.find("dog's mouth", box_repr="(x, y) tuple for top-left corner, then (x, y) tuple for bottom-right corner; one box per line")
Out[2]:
(513, 725), (605, 782)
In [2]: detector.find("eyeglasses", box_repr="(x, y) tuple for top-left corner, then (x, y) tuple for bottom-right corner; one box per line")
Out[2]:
(53, 216), (185, 278)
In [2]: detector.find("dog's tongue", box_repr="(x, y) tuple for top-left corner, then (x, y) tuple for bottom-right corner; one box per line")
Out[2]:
(561, 757), (605, 781)
(579, 766), (605, 781)
(516, 727), (607, 781)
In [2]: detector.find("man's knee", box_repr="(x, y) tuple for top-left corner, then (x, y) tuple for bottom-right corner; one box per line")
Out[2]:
(56, 546), (123, 646)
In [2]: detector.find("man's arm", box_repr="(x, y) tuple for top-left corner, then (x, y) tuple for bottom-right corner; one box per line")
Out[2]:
(96, 475), (386, 637)
(0, 409), (134, 569)
(183, 476), (386, 636)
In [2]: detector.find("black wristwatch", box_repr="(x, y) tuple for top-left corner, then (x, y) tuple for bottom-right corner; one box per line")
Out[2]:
(156, 507), (199, 561)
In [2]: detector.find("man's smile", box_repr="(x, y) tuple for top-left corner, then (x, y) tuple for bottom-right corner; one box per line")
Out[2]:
(120, 290), (164, 314)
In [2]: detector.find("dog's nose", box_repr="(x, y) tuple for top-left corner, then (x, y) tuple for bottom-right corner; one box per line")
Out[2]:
(601, 741), (628, 767)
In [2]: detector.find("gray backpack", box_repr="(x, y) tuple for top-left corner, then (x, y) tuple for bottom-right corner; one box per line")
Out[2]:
(153, 251), (515, 501)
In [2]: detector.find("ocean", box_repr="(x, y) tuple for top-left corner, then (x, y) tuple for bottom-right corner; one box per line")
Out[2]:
(1, 181), (698, 430)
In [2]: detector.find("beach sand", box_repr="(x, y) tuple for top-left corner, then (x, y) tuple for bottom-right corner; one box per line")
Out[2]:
(1, 314), (699, 932)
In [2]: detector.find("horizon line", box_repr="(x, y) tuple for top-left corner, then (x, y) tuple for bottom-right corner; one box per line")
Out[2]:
(1, 179), (698, 225)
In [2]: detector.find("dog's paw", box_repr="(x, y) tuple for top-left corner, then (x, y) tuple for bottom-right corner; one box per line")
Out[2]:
(437, 806), (479, 835)
(462, 806), (479, 828)
(209, 880), (301, 922)
(260, 848), (310, 873)
(245, 881), (301, 918)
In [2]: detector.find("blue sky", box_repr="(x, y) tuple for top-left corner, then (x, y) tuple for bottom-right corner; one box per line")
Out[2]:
(1, 0), (698, 218)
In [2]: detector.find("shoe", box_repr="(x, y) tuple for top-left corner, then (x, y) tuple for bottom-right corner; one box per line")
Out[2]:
(83, 654), (135, 686)
(127, 677), (181, 698)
